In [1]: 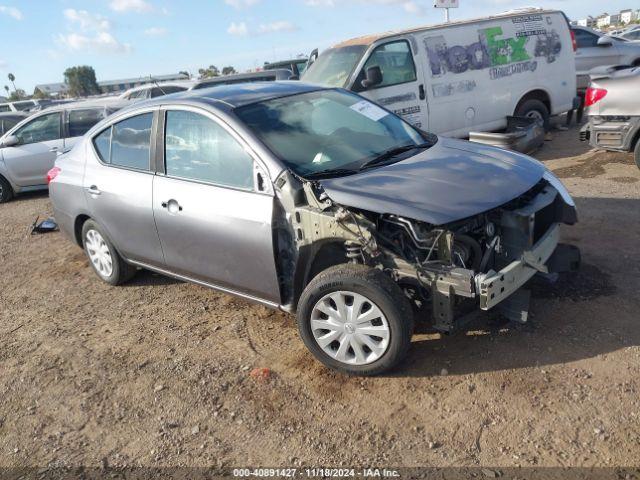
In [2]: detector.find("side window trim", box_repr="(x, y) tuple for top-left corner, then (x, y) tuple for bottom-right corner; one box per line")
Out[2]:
(354, 38), (417, 92)
(89, 107), (158, 174)
(159, 105), (272, 195)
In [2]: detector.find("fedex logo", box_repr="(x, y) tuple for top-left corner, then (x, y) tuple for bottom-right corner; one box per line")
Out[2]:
(425, 27), (531, 77)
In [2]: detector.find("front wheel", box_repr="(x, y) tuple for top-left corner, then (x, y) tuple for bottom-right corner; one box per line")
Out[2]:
(0, 176), (14, 203)
(297, 264), (414, 376)
(634, 139), (640, 171)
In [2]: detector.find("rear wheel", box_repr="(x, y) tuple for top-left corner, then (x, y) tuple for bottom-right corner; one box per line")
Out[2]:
(515, 99), (550, 130)
(0, 176), (14, 203)
(297, 264), (414, 376)
(82, 220), (136, 285)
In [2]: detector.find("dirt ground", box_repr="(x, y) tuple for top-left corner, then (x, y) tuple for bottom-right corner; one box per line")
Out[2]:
(1, 122), (639, 477)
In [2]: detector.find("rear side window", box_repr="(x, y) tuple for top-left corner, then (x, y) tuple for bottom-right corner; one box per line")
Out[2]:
(93, 128), (112, 163)
(0, 105), (10, 112)
(68, 109), (106, 137)
(165, 110), (254, 189)
(357, 40), (416, 91)
(93, 113), (153, 170)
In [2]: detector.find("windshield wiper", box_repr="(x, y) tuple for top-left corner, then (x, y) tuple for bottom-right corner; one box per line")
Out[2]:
(359, 142), (433, 171)
(303, 168), (361, 180)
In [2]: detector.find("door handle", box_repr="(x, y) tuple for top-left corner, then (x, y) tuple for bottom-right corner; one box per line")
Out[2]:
(161, 199), (183, 213)
(87, 186), (101, 196)
(419, 84), (426, 101)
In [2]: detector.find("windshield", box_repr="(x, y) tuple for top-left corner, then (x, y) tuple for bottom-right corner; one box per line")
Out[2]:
(235, 89), (427, 177)
(302, 45), (366, 87)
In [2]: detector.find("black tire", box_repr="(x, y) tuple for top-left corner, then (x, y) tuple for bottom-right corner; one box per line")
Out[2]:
(81, 219), (137, 286)
(515, 98), (550, 131)
(0, 175), (14, 203)
(297, 264), (414, 376)
(635, 139), (640, 171)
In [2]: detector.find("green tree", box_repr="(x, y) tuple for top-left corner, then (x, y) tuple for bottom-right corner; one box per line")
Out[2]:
(3, 85), (8, 96)
(198, 65), (220, 79)
(8, 89), (26, 101)
(64, 66), (101, 98)
(7, 73), (16, 92)
(222, 66), (237, 76)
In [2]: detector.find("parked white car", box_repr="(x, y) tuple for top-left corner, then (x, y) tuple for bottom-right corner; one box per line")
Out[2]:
(303, 8), (578, 136)
(0, 98), (128, 202)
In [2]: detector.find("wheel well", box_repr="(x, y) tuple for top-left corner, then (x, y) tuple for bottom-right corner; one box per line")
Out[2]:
(515, 89), (551, 115)
(74, 214), (91, 247)
(292, 241), (349, 308)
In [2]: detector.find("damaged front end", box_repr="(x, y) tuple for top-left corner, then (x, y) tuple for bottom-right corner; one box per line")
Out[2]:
(274, 170), (580, 332)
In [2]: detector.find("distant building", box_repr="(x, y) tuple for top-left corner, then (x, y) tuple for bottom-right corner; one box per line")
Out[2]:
(597, 14), (611, 28)
(98, 73), (189, 94)
(609, 13), (621, 25)
(577, 16), (596, 28)
(34, 73), (190, 98)
(620, 9), (634, 24)
(33, 82), (70, 98)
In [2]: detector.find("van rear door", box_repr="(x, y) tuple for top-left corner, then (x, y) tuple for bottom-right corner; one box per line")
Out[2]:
(351, 39), (429, 131)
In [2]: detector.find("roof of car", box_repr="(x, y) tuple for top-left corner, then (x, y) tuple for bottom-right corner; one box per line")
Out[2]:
(135, 81), (325, 110)
(333, 8), (562, 48)
(39, 97), (131, 113)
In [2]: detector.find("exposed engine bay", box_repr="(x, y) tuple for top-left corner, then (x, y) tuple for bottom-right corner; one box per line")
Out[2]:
(273, 170), (580, 332)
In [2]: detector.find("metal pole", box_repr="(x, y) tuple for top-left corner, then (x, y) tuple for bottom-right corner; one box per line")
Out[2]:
(445, 7), (450, 23)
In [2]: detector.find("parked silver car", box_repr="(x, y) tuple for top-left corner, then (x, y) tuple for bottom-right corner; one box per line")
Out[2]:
(0, 112), (28, 136)
(49, 83), (580, 375)
(572, 26), (640, 90)
(0, 99), (128, 202)
(580, 66), (640, 169)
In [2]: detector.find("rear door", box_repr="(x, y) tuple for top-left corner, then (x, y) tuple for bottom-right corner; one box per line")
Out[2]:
(152, 106), (281, 303)
(1, 111), (64, 186)
(83, 109), (165, 266)
(351, 39), (429, 130)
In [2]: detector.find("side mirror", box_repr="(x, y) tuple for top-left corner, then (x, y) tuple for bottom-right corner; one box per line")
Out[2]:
(1, 135), (19, 148)
(597, 36), (614, 47)
(361, 66), (383, 89)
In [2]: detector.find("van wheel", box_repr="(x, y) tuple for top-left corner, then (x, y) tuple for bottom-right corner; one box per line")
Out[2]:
(0, 176), (14, 203)
(81, 220), (137, 285)
(634, 140), (640, 171)
(515, 99), (550, 130)
(297, 264), (414, 376)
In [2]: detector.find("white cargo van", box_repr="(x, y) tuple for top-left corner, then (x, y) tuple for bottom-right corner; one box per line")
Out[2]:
(302, 8), (578, 137)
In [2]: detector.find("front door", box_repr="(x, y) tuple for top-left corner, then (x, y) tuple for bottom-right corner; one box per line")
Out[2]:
(1, 111), (63, 186)
(352, 39), (429, 131)
(153, 108), (280, 303)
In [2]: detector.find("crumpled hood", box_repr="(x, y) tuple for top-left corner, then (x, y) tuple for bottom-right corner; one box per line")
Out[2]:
(319, 137), (546, 225)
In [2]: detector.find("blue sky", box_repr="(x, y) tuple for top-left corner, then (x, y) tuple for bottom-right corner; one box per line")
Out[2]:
(0, 0), (635, 93)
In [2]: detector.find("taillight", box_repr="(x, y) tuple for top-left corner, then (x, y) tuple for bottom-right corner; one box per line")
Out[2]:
(47, 166), (61, 185)
(584, 87), (608, 107)
(571, 30), (577, 52)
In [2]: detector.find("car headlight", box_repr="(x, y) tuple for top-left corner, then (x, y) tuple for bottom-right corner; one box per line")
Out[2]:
(543, 170), (575, 207)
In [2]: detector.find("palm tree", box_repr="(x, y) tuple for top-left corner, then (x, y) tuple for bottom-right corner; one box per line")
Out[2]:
(8, 73), (16, 92)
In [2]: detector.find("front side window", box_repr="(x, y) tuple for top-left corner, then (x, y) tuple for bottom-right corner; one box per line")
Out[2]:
(357, 41), (417, 91)
(106, 113), (153, 170)
(574, 29), (599, 48)
(14, 112), (61, 145)
(235, 89), (426, 178)
(0, 105), (10, 113)
(165, 110), (254, 189)
(302, 45), (367, 88)
(68, 109), (107, 137)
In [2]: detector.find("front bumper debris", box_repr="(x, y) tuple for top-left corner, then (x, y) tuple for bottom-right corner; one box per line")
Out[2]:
(476, 223), (560, 311)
